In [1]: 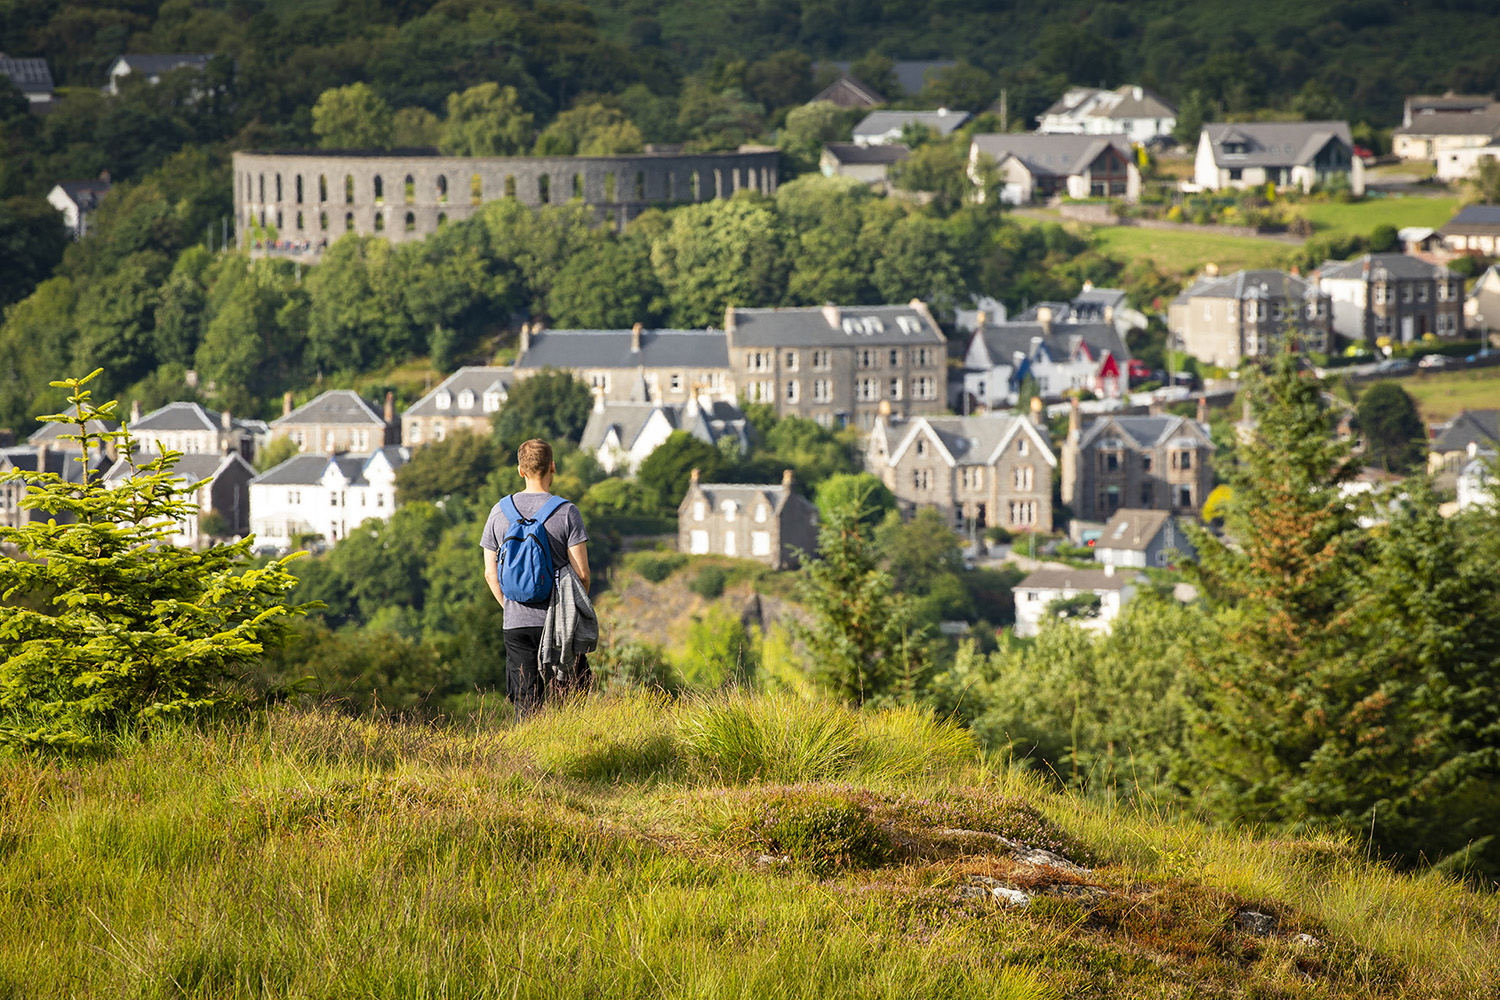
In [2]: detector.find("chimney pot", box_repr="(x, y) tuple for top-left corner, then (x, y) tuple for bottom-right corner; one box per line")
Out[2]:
(782, 468), (794, 488)
(130, 399), (141, 422)
(1196, 396), (1208, 424)
(519, 324), (531, 356)
(221, 408), (232, 432)
(1037, 305), (1053, 335)
(689, 467), (700, 485)
(976, 310), (988, 328)
(282, 391), (293, 417)
(631, 322), (643, 353)
(384, 391), (395, 425)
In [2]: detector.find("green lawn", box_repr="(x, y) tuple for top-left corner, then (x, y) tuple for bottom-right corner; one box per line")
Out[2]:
(1390, 365), (1500, 423)
(1290, 196), (1461, 238)
(1092, 225), (1290, 276)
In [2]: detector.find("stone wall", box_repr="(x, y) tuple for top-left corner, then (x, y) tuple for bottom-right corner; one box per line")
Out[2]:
(233, 148), (782, 258)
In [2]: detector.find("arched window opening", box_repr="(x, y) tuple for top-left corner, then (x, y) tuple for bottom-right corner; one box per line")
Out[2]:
(275, 174), (283, 201)
(295, 175), (303, 203)
(538, 175), (550, 204)
(437, 212), (447, 228)
(374, 212), (385, 232)
(691, 171), (700, 200)
(404, 174), (414, 205)
(404, 211), (415, 233)
(572, 172), (583, 199)
(373, 175), (384, 203)
(345, 212), (355, 231)
(470, 173), (483, 204)
(505, 174), (516, 198)
(635, 171), (645, 201)
(320, 211), (328, 231)
(296, 210), (304, 230)
(319, 174), (328, 201)
(436, 175), (448, 203)
(258, 174), (265, 202)
(603, 172), (616, 202)
(345, 175), (354, 203)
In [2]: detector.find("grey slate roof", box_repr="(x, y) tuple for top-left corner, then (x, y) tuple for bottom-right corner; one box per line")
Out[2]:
(53, 180), (111, 211)
(405, 366), (513, 418)
(1017, 568), (1131, 592)
(969, 134), (1130, 178)
(1439, 204), (1500, 235)
(810, 75), (884, 108)
(114, 53), (214, 75)
(823, 142), (910, 165)
(729, 304), (944, 348)
(27, 419), (116, 447)
(1173, 269), (1322, 305)
(1317, 253), (1457, 282)
(581, 400), (747, 453)
(852, 109), (969, 141)
(1396, 97), (1500, 137)
(272, 390), (386, 428)
(694, 481), (814, 519)
(973, 321), (1130, 369)
(1201, 121), (1353, 169)
(1432, 410), (1499, 453)
(103, 452), (248, 485)
(1079, 415), (1211, 452)
(1013, 286), (1128, 325)
(0, 53), (54, 95)
(1041, 85), (1176, 122)
(2, 446), (109, 482)
(132, 401), (232, 433)
(250, 447), (407, 487)
(911, 414), (1028, 463)
(1096, 508), (1173, 552)
(518, 329), (729, 370)
(832, 60), (957, 97)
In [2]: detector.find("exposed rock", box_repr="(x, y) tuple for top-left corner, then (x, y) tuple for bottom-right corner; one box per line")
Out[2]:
(756, 854), (791, 866)
(1234, 910), (1278, 936)
(954, 875), (1033, 908)
(991, 886), (1031, 907)
(936, 828), (1092, 875)
(1293, 933), (1320, 948)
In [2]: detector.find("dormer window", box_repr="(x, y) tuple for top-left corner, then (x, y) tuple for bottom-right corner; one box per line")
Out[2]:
(483, 391), (502, 412)
(755, 503), (768, 523)
(435, 390), (452, 410)
(722, 500), (738, 522)
(1223, 140), (1247, 156)
(458, 389), (475, 409)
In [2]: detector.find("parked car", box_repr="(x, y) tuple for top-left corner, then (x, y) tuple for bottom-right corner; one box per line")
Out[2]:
(1374, 358), (1414, 375)
(1418, 354), (1453, 369)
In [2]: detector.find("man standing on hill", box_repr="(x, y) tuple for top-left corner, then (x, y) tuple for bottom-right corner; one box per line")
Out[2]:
(481, 438), (592, 719)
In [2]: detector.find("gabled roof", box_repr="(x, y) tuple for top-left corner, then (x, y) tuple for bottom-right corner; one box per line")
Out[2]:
(852, 109), (970, 141)
(970, 134), (1131, 179)
(832, 60), (957, 97)
(1173, 268), (1323, 304)
(1396, 97), (1500, 137)
(103, 452), (252, 486)
(1316, 253), (1458, 282)
(729, 303), (944, 348)
(1017, 567), (1131, 593)
(887, 413), (1055, 469)
(1, 446), (108, 483)
(27, 419), (116, 447)
(272, 389), (386, 428)
(970, 320), (1130, 371)
(250, 448), (407, 488)
(1096, 508), (1173, 552)
(691, 480), (815, 520)
(823, 142), (910, 166)
(0, 53), (54, 95)
(1439, 204), (1500, 236)
(810, 75), (884, 108)
(1041, 85), (1176, 123)
(1201, 121), (1353, 169)
(51, 180), (111, 210)
(131, 401), (244, 434)
(405, 366), (513, 418)
(580, 402), (668, 453)
(1432, 409), (1499, 453)
(1079, 414), (1213, 452)
(518, 329), (728, 370)
(111, 53), (214, 76)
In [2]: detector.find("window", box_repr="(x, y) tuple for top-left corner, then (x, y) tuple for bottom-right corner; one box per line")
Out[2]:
(589, 373), (611, 392)
(1203, 302), (1212, 322)
(916, 439), (926, 456)
(755, 503), (768, 523)
(751, 531), (771, 556)
(813, 379), (831, 402)
(1246, 301), (1259, 322)
(812, 350), (830, 370)
(693, 500), (706, 521)
(748, 351), (771, 372)
(1173, 450), (1193, 470)
(458, 389), (475, 409)
(858, 378), (879, 401)
(784, 351), (799, 371)
(435, 391), (452, 410)
(375, 493), (385, 508)
(722, 500), (738, 522)
(1401, 284), (1413, 304)
(670, 373), (682, 392)
(1008, 501), (1036, 525)
(1142, 454), (1153, 473)
(1017, 438), (1029, 456)
(1375, 284), (1387, 304)
(1102, 486), (1121, 514)
(912, 377), (936, 400)
(913, 348), (932, 366)
(961, 467), (983, 490)
(723, 530), (736, 556)
(785, 380), (800, 403)
(888, 348), (901, 367)
(749, 380), (774, 402)
(1418, 284), (1429, 303)
(1102, 452), (1121, 473)
(1228, 167), (1243, 181)
(888, 377), (903, 400)
(1175, 484), (1194, 508)
(912, 469), (932, 490)
(1013, 466), (1033, 491)
(690, 529), (709, 554)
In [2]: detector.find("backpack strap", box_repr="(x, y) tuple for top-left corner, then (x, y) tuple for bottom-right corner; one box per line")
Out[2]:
(533, 494), (568, 526)
(499, 493), (523, 525)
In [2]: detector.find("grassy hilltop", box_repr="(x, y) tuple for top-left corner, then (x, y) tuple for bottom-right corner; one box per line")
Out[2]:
(4, 691), (1497, 999)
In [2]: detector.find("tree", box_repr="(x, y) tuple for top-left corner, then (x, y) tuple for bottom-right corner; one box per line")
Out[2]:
(491, 369), (592, 454)
(778, 100), (848, 173)
(636, 431), (725, 511)
(534, 103), (643, 155)
(392, 106), (442, 147)
(440, 83), (534, 156)
(0, 195), (68, 310)
(919, 61), (995, 113)
(813, 472), (895, 526)
(0, 372), (310, 752)
(676, 81), (766, 151)
(547, 235), (665, 329)
(791, 493), (928, 705)
(1357, 381), (1426, 473)
(650, 197), (788, 328)
(312, 83), (394, 149)
(887, 140), (974, 214)
(849, 52), (898, 98)
(395, 432), (499, 505)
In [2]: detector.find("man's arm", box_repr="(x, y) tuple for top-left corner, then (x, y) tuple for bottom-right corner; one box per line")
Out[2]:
(481, 545), (504, 605)
(567, 542), (590, 594)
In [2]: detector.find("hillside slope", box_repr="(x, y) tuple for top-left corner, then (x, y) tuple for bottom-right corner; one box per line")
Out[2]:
(3, 692), (1496, 998)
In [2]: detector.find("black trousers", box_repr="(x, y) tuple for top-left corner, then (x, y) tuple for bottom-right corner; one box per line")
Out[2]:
(503, 627), (591, 721)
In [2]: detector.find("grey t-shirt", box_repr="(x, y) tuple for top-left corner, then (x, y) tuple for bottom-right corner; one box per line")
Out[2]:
(480, 492), (589, 629)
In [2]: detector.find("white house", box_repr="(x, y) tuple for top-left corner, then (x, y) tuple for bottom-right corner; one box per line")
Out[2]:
(969, 133), (1140, 204)
(105, 53), (214, 95)
(1035, 85), (1177, 144)
(1435, 143), (1500, 183)
(961, 309), (1130, 409)
(1193, 121), (1364, 195)
(1457, 447), (1496, 512)
(579, 394), (747, 475)
(1013, 567), (1136, 637)
(852, 108), (969, 146)
(103, 452), (255, 549)
(46, 179), (111, 239)
(248, 447), (407, 548)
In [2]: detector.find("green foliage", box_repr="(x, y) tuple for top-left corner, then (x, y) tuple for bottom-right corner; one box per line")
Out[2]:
(490, 369), (593, 455)
(252, 436), (300, 474)
(0, 372), (311, 752)
(734, 792), (892, 874)
(1356, 381), (1426, 474)
(394, 432), (499, 505)
(681, 603), (757, 687)
(439, 83), (534, 157)
(535, 103), (644, 156)
(688, 565), (728, 600)
(637, 431), (726, 512)
(311, 83), (393, 149)
(1044, 592), (1102, 621)
(0, 195), (68, 309)
(813, 472), (895, 527)
(633, 552), (687, 584)
(650, 196), (788, 328)
(791, 493), (928, 705)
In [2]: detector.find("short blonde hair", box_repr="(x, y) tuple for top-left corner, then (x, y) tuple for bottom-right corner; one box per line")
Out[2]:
(517, 439), (553, 478)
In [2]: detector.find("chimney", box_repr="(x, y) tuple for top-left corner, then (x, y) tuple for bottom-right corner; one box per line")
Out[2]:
(593, 385), (606, 413)
(1103, 304), (1114, 324)
(976, 309), (988, 328)
(1148, 398), (1163, 416)
(782, 468), (794, 489)
(631, 322), (643, 353)
(130, 399), (141, 423)
(221, 408), (232, 432)
(283, 391), (294, 417)
(1290, 265), (1300, 277)
(384, 391), (395, 426)
(1068, 396), (1080, 438)
(519, 323), (531, 356)
(1029, 395), (1044, 426)
(35, 442), (47, 471)
(689, 467), (700, 485)
(1196, 396), (1208, 424)
(1036, 305), (1053, 336)
(1204, 263), (1219, 277)
(821, 304), (841, 329)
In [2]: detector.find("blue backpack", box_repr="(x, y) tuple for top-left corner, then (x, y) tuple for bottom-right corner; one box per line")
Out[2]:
(497, 494), (568, 604)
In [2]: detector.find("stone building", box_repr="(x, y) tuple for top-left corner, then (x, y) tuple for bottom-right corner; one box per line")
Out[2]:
(0, 444), (110, 530)
(1061, 409), (1215, 521)
(1167, 268), (1332, 368)
(969, 134), (1141, 204)
(232, 147), (779, 258)
(1316, 253), (1466, 344)
(868, 412), (1056, 533)
(1093, 508), (1197, 569)
(678, 469), (819, 570)
(1193, 121), (1364, 195)
(103, 452), (255, 548)
(724, 302), (947, 429)
(515, 325), (734, 406)
(402, 366), (513, 448)
(270, 389), (395, 454)
(128, 401), (267, 462)
(580, 395), (747, 475)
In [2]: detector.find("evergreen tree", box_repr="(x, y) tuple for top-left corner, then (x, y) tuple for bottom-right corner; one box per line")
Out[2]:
(1356, 381), (1426, 474)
